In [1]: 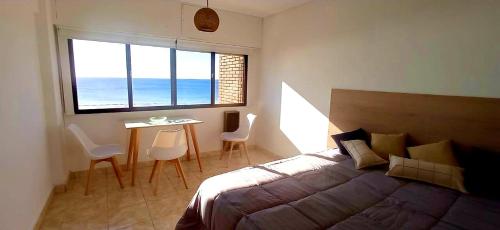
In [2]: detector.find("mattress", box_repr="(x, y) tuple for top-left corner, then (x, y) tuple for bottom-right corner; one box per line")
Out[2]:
(176, 149), (500, 230)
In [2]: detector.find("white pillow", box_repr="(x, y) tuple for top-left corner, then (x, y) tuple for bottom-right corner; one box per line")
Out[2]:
(341, 140), (388, 169)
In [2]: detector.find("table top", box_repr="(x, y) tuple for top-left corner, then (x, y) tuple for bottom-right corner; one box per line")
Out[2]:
(124, 116), (203, 129)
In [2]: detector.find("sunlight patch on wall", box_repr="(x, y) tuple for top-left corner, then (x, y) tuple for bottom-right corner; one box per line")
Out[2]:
(279, 82), (329, 153)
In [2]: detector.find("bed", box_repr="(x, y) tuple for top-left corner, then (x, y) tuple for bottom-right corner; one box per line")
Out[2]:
(176, 89), (500, 230)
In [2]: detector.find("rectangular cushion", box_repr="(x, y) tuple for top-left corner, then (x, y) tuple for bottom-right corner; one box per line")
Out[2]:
(341, 140), (387, 169)
(332, 128), (369, 155)
(386, 155), (466, 193)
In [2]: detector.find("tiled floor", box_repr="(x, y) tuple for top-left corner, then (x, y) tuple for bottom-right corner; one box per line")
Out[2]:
(39, 149), (282, 230)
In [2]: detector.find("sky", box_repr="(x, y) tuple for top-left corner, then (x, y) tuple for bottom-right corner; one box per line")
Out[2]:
(73, 39), (214, 79)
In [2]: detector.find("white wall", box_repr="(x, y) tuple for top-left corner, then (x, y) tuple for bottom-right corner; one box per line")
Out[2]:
(54, 0), (262, 48)
(257, 0), (500, 157)
(0, 0), (56, 228)
(181, 4), (262, 48)
(64, 50), (260, 171)
(54, 0), (182, 38)
(52, 0), (263, 171)
(37, 0), (68, 186)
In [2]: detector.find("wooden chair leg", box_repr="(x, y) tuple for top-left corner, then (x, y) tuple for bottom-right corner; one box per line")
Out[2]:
(239, 142), (243, 157)
(149, 160), (159, 183)
(176, 158), (189, 189)
(85, 160), (96, 195)
(227, 142), (235, 168)
(243, 142), (251, 165)
(110, 157), (124, 189)
(154, 161), (164, 195)
(220, 141), (227, 160)
(174, 160), (181, 178)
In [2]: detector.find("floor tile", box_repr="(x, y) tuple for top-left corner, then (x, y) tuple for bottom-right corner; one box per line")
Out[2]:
(107, 187), (146, 210)
(38, 149), (282, 229)
(108, 203), (154, 230)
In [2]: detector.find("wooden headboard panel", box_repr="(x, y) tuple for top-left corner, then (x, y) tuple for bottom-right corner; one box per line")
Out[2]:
(327, 89), (500, 151)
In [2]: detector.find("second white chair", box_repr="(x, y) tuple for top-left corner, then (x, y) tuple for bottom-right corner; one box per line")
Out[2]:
(220, 113), (257, 167)
(147, 129), (189, 195)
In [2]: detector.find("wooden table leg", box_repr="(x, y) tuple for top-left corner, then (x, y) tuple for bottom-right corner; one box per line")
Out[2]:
(189, 124), (203, 172)
(182, 125), (192, 161)
(131, 128), (141, 186)
(126, 129), (137, 170)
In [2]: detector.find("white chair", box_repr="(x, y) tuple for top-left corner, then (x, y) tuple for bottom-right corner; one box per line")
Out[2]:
(220, 113), (257, 167)
(147, 129), (189, 195)
(67, 124), (124, 195)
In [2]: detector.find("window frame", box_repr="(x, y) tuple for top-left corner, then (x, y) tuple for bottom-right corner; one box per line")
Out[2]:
(68, 39), (248, 114)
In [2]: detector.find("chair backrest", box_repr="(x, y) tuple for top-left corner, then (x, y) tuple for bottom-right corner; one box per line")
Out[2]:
(67, 124), (98, 156)
(150, 129), (188, 159)
(236, 113), (257, 140)
(152, 129), (187, 148)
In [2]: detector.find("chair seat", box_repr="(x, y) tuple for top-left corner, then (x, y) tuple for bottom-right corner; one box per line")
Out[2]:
(90, 144), (124, 159)
(221, 132), (247, 142)
(148, 146), (187, 161)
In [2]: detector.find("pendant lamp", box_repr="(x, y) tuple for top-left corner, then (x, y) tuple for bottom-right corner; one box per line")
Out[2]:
(194, 0), (220, 32)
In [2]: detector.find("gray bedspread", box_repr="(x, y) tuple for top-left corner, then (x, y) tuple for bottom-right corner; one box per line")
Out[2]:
(176, 149), (500, 230)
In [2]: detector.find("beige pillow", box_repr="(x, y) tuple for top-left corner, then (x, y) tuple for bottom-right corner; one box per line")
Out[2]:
(341, 140), (388, 169)
(371, 133), (406, 159)
(386, 155), (466, 193)
(407, 140), (459, 166)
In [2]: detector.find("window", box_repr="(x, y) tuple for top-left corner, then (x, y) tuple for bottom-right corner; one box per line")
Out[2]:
(215, 54), (246, 104)
(71, 39), (128, 110)
(68, 39), (247, 114)
(130, 45), (172, 107)
(176, 50), (212, 105)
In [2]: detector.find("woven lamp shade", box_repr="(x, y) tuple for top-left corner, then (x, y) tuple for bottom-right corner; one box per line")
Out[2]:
(194, 8), (219, 32)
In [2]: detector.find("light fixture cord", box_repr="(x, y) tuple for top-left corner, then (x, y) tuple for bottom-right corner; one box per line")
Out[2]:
(206, 0), (209, 8)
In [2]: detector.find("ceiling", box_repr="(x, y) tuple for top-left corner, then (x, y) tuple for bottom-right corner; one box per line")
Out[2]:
(180, 0), (314, 17)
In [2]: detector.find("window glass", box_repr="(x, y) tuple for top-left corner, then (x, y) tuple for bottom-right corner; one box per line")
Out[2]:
(72, 39), (128, 110)
(131, 45), (171, 107)
(176, 50), (211, 105)
(215, 54), (245, 104)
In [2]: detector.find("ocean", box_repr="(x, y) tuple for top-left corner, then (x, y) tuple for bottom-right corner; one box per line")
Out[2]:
(76, 77), (219, 109)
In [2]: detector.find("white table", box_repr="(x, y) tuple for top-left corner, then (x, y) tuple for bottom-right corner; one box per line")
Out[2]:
(124, 116), (203, 186)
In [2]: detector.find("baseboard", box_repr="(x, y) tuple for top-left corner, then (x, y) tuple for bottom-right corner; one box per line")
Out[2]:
(53, 183), (67, 194)
(53, 172), (70, 194)
(33, 187), (55, 230)
(253, 145), (282, 158)
(183, 144), (259, 158)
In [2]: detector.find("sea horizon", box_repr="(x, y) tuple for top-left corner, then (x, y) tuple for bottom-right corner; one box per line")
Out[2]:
(76, 77), (219, 109)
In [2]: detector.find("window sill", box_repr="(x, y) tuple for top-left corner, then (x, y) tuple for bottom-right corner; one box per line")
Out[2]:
(73, 103), (247, 114)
